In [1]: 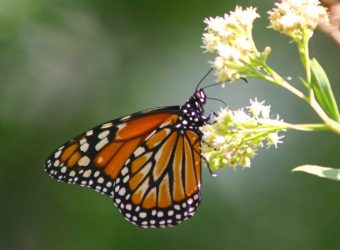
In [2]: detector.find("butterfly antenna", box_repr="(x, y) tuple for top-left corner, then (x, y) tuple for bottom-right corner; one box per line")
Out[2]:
(206, 97), (227, 106)
(241, 77), (248, 83)
(202, 81), (227, 90)
(195, 68), (214, 91)
(204, 77), (248, 89)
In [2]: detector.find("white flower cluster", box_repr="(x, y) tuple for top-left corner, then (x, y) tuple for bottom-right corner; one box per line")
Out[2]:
(268, 0), (329, 41)
(201, 99), (285, 170)
(202, 6), (262, 81)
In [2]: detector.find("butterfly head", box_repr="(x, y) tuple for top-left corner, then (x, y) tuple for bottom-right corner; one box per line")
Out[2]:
(194, 88), (207, 105)
(178, 89), (207, 130)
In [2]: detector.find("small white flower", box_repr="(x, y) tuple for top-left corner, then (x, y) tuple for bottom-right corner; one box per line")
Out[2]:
(233, 110), (253, 125)
(268, 0), (329, 41)
(248, 98), (271, 118)
(202, 6), (265, 82)
(204, 16), (227, 34)
(230, 6), (260, 31)
(202, 33), (220, 52)
(266, 133), (285, 148)
(240, 157), (251, 168)
(214, 135), (226, 146)
(201, 99), (285, 170)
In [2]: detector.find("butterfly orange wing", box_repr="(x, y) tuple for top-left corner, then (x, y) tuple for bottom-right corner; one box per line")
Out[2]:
(113, 123), (202, 228)
(45, 108), (179, 196)
(45, 106), (202, 227)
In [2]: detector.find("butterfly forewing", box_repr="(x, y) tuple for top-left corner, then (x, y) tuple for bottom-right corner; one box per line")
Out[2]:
(44, 107), (180, 197)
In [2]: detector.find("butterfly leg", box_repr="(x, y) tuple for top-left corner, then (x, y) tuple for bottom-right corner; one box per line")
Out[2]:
(194, 143), (217, 177)
(205, 111), (217, 124)
(200, 153), (217, 177)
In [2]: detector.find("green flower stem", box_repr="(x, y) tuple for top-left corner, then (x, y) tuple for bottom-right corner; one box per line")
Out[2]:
(309, 93), (340, 134)
(298, 32), (312, 86)
(260, 65), (308, 101)
(297, 33), (340, 134)
(242, 129), (279, 143)
(240, 122), (327, 134)
(265, 120), (328, 132)
(281, 123), (328, 131)
(266, 71), (340, 134)
(231, 122), (326, 145)
(255, 63), (340, 135)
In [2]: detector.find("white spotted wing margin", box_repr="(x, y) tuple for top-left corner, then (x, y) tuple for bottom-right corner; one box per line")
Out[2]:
(44, 106), (181, 198)
(112, 124), (202, 228)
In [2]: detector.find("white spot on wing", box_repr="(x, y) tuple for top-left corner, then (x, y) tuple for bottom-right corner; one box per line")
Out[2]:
(98, 130), (110, 139)
(80, 138), (87, 145)
(121, 167), (128, 176)
(123, 175), (129, 183)
(116, 123), (126, 130)
(118, 187), (126, 196)
(86, 130), (93, 136)
(120, 115), (131, 121)
(134, 147), (145, 157)
(53, 160), (60, 167)
(95, 137), (109, 151)
(80, 143), (89, 152)
(98, 177), (104, 184)
(78, 156), (90, 166)
(54, 151), (61, 158)
(144, 130), (156, 141)
(83, 169), (92, 178)
(101, 122), (113, 129)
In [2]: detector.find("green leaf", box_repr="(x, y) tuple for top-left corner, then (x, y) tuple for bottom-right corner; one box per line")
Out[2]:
(292, 165), (340, 181)
(310, 58), (340, 121)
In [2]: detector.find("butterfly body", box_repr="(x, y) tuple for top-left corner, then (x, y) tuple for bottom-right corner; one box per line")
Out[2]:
(45, 89), (207, 228)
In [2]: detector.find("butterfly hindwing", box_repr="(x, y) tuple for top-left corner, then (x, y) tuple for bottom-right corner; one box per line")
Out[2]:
(113, 124), (202, 228)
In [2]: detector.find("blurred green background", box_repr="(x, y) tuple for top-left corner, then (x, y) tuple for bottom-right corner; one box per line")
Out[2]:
(1, 0), (340, 249)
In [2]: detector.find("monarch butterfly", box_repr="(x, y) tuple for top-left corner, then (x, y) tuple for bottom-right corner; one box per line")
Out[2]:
(44, 75), (214, 228)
